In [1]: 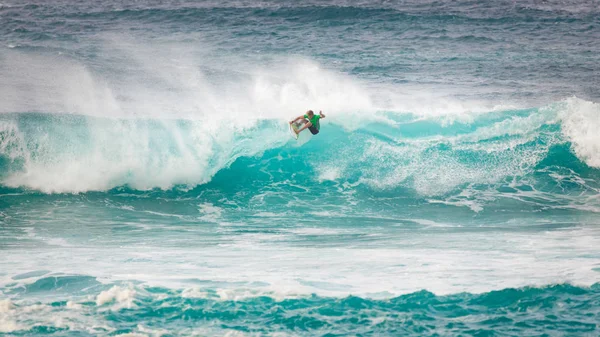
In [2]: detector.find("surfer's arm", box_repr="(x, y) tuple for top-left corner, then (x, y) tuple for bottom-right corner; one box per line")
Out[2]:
(289, 115), (305, 124)
(319, 111), (325, 118)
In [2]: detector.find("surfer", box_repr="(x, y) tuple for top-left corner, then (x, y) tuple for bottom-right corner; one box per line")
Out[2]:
(289, 110), (326, 135)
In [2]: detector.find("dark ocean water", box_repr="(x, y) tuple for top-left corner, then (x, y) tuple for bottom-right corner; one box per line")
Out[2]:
(1, 1), (600, 336)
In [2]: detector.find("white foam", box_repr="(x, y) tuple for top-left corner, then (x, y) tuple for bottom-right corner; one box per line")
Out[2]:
(96, 285), (136, 309)
(456, 110), (557, 148)
(137, 324), (169, 337)
(20, 303), (49, 314)
(181, 288), (212, 299)
(0, 121), (25, 161)
(4, 220), (600, 302)
(345, 106), (559, 195)
(316, 165), (342, 181)
(251, 212), (280, 217)
(560, 97), (600, 167)
(0, 319), (20, 334)
(66, 301), (83, 310)
(0, 299), (14, 313)
(408, 218), (458, 228)
(427, 198), (485, 213)
(198, 202), (223, 222)
(288, 227), (342, 235)
(0, 300), (23, 333)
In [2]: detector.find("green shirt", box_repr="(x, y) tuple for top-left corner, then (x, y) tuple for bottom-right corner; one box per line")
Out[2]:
(304, 114), (321, 130)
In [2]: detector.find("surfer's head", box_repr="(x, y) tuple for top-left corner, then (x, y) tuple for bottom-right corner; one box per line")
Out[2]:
(307, 110), (314, 117)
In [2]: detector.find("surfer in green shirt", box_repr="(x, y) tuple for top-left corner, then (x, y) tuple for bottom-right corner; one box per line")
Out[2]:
(289, 110), (326, 135)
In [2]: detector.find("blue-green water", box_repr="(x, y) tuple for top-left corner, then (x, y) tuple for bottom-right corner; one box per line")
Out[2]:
(1, 1), (600, 336)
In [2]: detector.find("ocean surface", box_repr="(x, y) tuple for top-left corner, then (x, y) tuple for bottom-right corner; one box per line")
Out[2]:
(1, 0), (600, 336)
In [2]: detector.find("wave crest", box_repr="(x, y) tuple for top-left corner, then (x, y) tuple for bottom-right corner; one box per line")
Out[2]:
(0, 98), (599, 195)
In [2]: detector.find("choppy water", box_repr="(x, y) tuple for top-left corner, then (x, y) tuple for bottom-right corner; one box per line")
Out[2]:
(1, 1), (600, 336)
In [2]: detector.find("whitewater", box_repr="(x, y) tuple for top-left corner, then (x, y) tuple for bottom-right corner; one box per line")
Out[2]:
(1, 0), (600, 336)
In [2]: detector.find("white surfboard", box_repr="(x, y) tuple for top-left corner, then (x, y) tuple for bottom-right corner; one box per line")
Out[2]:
(289, 122), (300, 140)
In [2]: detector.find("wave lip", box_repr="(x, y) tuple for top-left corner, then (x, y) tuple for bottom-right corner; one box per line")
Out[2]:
(1, 98), (600, 198)
(560, 98), (600, 168)
(0, 114), (288, 193)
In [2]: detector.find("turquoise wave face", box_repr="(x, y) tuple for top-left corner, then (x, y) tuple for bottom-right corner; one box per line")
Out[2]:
(1, 276), (599, 336)
(2, 100), (600, 212)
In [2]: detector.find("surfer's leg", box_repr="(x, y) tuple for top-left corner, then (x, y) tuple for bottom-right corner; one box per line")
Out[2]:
(296, 122), (312, 134)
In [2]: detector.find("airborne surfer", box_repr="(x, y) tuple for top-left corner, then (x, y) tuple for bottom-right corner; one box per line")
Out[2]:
(289, 110), (326, 135)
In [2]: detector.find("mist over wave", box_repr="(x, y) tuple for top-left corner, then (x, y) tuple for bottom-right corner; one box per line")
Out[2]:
(1, 41), (600, 196)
